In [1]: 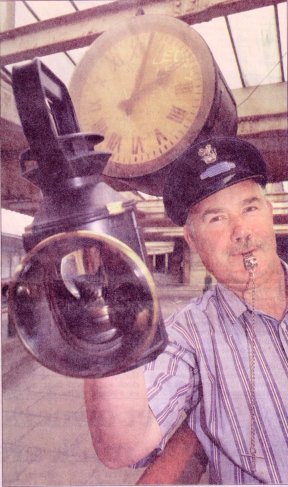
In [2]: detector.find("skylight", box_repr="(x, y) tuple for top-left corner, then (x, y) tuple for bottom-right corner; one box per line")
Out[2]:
(5, 0), (287, 91)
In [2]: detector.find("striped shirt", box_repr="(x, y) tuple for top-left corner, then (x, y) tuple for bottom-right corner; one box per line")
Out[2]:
(138, 264), (288, 484)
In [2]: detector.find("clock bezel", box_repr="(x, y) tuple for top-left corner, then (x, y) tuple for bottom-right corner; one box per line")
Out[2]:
(70, 14), (216, 179)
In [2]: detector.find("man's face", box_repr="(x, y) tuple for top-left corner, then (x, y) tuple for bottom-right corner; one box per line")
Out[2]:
(184, 180), (277, 289)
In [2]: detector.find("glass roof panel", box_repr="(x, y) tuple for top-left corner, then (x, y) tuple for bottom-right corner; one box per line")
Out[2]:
(277, 2), (287, 80)
(6, 53), (75, 93)
(67, 47), (90, 65)
(40, 52), (76, 86)
(10, 0), (288, 92)
(228, 6), (281, 86)
(73, 1), (114, 9)
(25, 0), (75, 20)
(14, 0), (37, 27)
(192, 17), (242, 90)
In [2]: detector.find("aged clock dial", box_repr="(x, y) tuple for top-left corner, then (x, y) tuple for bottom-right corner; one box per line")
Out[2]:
(70, 14), (237, 194)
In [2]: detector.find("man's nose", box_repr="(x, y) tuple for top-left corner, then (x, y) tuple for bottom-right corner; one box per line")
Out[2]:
(230, 218), (252, 245)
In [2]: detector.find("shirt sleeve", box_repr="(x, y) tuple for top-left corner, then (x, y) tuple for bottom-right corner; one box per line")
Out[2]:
(133, 311), (201, 467)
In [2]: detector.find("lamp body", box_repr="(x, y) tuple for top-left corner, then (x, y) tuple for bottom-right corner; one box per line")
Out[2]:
(9, 59), (167, 378)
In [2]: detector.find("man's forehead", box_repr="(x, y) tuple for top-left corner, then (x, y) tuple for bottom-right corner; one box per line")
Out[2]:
(163, 136), (267, 226)
(190, 180), (263, 215)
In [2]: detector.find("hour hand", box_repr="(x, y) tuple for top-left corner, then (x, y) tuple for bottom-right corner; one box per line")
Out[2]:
(139, 68), (172, 92)
(118, 69), (171, 115)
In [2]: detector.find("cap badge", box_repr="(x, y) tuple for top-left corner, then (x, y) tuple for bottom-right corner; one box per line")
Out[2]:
(198, 144), (217, 164)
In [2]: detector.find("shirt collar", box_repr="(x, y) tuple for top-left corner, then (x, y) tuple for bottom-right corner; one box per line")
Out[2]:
(216, 283), (248, 320)
(216, 260), (288, 321)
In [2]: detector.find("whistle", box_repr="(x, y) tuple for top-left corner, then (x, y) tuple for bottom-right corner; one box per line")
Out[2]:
(243, 253), (258, 272)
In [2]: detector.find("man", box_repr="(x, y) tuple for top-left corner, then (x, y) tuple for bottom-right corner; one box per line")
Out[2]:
(84, 137), (288, 484)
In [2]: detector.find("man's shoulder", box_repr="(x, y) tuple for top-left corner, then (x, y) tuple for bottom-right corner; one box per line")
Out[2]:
(190, 286), (218, 311)
(165, 283), (243, 328)
(162, 287), (223, 347)
(165, 286), (219, 325)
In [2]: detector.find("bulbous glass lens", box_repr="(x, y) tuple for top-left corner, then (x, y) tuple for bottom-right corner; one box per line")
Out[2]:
(9, 232), (159, 377)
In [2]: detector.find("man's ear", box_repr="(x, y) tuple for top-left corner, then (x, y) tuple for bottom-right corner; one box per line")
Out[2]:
(184, 225), (196, 251)
(266, 199), (273, 214)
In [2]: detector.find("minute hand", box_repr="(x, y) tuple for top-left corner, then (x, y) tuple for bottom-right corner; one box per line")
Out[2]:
(136, 66), (177, 96)
(119, 59), (188, 114)
(119, 59), (185, 115)
(128, 33), (155, 102)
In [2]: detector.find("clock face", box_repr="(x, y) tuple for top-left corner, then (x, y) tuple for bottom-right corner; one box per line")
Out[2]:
(70, 15), (215, 179)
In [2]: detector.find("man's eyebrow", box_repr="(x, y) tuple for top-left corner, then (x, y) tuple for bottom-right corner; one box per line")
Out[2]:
(242, 196), (261, 205)
(197, 197), (262, 220)
(200, 207), (226, 220)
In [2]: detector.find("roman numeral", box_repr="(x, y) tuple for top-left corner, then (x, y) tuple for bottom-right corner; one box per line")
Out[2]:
(167, 106), (187, 123)
(154, 128), (168, 145)
(107, 133), (122, 152)
(152, 35), (173, 64)
(132, 136), (144, 155)
(175, 82), (194, 95)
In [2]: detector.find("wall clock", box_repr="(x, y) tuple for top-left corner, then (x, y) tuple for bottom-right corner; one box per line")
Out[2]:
(69, 14), (237, 195)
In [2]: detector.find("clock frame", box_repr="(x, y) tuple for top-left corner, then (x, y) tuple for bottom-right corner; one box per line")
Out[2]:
(70, 14), (237, 195)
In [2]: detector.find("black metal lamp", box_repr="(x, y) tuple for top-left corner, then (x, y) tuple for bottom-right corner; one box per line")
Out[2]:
(9, 59), (167, 378)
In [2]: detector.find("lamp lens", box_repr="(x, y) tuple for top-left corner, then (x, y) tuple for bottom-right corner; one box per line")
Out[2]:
(10, 233), (158, 377)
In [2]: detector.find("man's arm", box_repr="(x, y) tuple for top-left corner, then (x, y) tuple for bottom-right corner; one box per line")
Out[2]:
(84, 366), (162, 468)
(136, 420), (208, 485)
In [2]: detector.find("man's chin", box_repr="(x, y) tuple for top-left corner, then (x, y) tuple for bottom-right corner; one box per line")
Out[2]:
(214, 263), (253, 290)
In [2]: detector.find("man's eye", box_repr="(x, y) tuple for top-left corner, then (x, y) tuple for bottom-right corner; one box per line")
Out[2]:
(244, 205), (258, 213)
(209, 215), (225, 223)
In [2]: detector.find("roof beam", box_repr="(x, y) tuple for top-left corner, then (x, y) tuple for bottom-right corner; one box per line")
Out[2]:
(274, 4), (285, 82)
(0, 0), (284, 67)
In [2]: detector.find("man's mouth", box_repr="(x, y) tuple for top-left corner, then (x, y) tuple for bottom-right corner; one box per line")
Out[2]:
(230, 243), (261, 258)
(230, 249), (257, 258)
(241, 249), (257, 257)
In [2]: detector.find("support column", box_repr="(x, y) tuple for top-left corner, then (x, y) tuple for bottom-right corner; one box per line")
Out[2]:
(0, 2), (15, 33)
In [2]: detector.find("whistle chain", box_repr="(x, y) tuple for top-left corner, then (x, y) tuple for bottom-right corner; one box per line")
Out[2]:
(247, 267), (257, 474)
(242, 255), (264, 474)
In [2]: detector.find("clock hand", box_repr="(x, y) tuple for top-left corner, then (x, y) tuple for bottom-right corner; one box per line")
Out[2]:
(124, 70), (171, 111)
(136, 68), (172, 94)
(139, 58), (188, 93)
(118, 33), (155, 115)
(119, 61), (187, 115)
(129, 33), (155, 98)
(118, 70), (170, 115)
